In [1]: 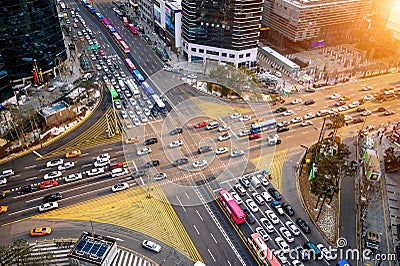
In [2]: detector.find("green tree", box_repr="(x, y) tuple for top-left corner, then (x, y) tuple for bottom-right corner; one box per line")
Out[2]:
(0, 239), (54, 265)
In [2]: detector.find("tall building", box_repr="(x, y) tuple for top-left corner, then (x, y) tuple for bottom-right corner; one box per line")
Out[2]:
(263, 0), (373, 45)
(0, 58), (13, 103)
(0, 0), (67, 82)
(369, 0), (396, 31)
(181, 0), (263, 67)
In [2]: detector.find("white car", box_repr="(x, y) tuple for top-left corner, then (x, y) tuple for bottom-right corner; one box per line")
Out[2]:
(364, 94), (374, 101)
(274, 250), (288, 264)
(154, 173), (167, 180)
(230, 112), (241, 119)
(260, 218), (275, 233)
(0, 169), (14, 178)
(94, 158), (110, 167)
(261, 191), (273, 202)
(301, 120), (313, 127)
(344, 115), (352, 121)
(361, 110), (372, 116)
(285, 221), (301, 236)
(330, 93), (341, 99)
(38, 202), (59, 212)
(338, 106), (349, 112)
(111, 168), (128, 178)
(133, 118), (140, 126)
(245, 199), (259, 213)
(317, 244), (334, 260)
(255, 227), (269, 241)
(142, 240), (161, 253)
(277, 121), (289, 128)
(303, 113), (315, 120)
(120, 111), (128, 119)
(348, 101), (360, 108)
(291, 117), (303, 124)
(58, 162), (75, 171)
(265, 210), (280, 224)
(169, 140), (183, 148)
(316, 110), (329, 117)
(292, 260), (304, 266)
(239, 176), (251, 188)
(279, 227), (295, 243)
(291, 98), (302, 104)
(128, 110), (135, 118)
(218, 133), (230, 141)
(282, 110), (294, 116)
(238, 130), (250, 137)
(240, 115), (251, 122)
(97, 153), (110, 161)
(193, 160), (207, 168)
(274, 237), (290, 254)
(0, 178), (7, 185)
(46, 159), (64, 168)
(257, 174), (269, 186)
(140, 115), (148, 123)
(218, 125), (230, 132)
(111, 182), (129, 192)
(216, 147), (229, 155)
(230, 150), (244, 158)
(137, 147), (152, 156)
(362, 85), (373, 91)
(44, 171), (62, 180)
(64, 173), (83, 183)
(231, 191), (243, 204)
(87, 168), (105, 176)
(252, 192), (265, 205)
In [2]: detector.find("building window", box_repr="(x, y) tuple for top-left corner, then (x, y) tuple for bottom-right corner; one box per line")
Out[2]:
(246, 53), (251, 57)
(222, 53), (227, 57)
(199, 49), (204, 53)
(206, 50), (219, 56)
(239, 54), (244, 59)
(191, 48), (196, 52)
(229, 54), (235, 58)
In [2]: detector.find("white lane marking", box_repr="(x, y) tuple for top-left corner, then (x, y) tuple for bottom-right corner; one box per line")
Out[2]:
(193, 225), (200, 235)
(175, 195), (186, 212)
(26, 176), (38, 181)
(196, 209), (203, 221)
(207, 249), (216, 262)
(115, 150), (124, 154)
(185, 191), (190, 199)
(32, 150), (42, 158)
(82, 163), (92, 168)
(8, 206), (37, 215)
(227, 260), (232, 266)
(25, 165), (36, 169)
(210, 233), (218, 244)
(103, 147), (113, 152)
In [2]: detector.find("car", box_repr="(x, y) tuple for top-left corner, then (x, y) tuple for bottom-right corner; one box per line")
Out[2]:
(230, 112), (241, 119)
(140, 115), (148, 123)
(230, 150), (244, 157)
(30, 227), (52, 237)
(87, 168), (105, 177)
(142, 240), (161, 253)
(238, 130), (250, 137)
(335, 100), (346, 107)
(317, 244), (333, 260)
(330, 93), (341, 99)
(357, 106), (366, 112)
(111, 167), (128, 178)
(99, 49), (105, 56)
(169, 140), (183, 148)
(206, 121), (219, 130)
(0, 178), (7, 185)
(348, 101), (360, 108)
(361, 110), (372, 116)
(277, 126), (289, 133)
(291, 98), (302, 104)
(64, 173), (83, 183)
(281, 202), (294, 216)
(252, 192), (265, 205)
(265, 210), (280, 224)
(38, 202), (59, 212)
(216, 147), (229, 155)
(261, 191), (273, 202)
(260, 217), (274, 233)
(231, 191), (243, 204)
(42, 193), (62, 203)
(268, 187), (282, 200)
(194, 121), (207, 129)
(301, 120), (313, 127)
(282, 110), (294, 116)
(39, 180), (58, 189)
(0, 206), (8, 214)
(249, 133), (261, 140)
(144, 138), (158, 145)
(170, 128), (183, 135)
(173, 158), (189, 166)
(94, 157), (110, 167)
(364, 94), (374, 101)
(132, 170), (146, 179)
(153, 173), (167, 180)
(378, 107), (387, 112)
(291, 117), (303, 124)
(294, 246), (310, 262)
(279, 227), (294, 243)
(198, 146), (212, 154)
(305, 87), (316, 92)
(243, 209), (256, 224)
(193, 160), (207, 168)
(316, 110), (329, 117)
(257, 174), (269, 186)
(285, 221), (301, 236)
(0, 169), (14, 178)
(66, 150), (81, 158)
(304, 99), (315, 105)
(255, 227), (269, 241)
(275, 107), (287, 113)
(111, 182), (129, 192)
(353, 117), (365, 124)
(344, 115), (352, 122)
(234, 183), (246, 196)
(274, 250), (288, 264)
(384, 110), (396, 116)
(20, 185), (33, 194)
(46, 159), (64, 168)
(296, 218), (311, 233)
(218, 125), (230, 132)
(239, 115), (251, 122)
(115, 101), (122, 109)
(338, 105), (349, 112)
(275, 237), (290, 253)
(125, 137), (139, 144)
(277, 121), (289, 128)
(137, 147), (152, 156)
(303, 112), (315, 120)
(57, 161), (75, 171)
(271, 201), (284, 215)
(145, 160), (160, 168)
(363, 85), (373, 91)
(239, 176), (251, 188)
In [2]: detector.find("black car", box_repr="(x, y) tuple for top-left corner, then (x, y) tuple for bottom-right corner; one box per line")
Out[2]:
(353, 118), (365, 124)
(304, 99), (315, 105)
(43, 193), (62, 203)
(281, 202), (294, 216)
(198, 146), (212, 154)
(170, 128), (183, 135)
(277, 126), (289, 133)
(114, 63), (120, 69)
(295, 245), (310, 262)
(296, 218), (311, 233)
(20, 185), (33, 194)
(268, 187), (282, 201)
(275, 107), (287, 113)
(243, 209), (256, 224)
(173, 158), (189, 166)
(145, 160), (160, 168)
(144, 138), (158, 145)
(132, 170), (146, 178)
(350, 161), (358, 171)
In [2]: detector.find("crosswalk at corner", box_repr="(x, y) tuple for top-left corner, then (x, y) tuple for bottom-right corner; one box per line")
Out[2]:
(30, 241), (156, 266)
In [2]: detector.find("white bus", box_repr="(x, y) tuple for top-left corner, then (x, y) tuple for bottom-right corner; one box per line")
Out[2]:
(125, 78), (140, 97)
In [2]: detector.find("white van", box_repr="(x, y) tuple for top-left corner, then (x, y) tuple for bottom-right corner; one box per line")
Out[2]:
(83, 73), (92, 80)
(249, 175), (261, 188)
(111, 167), (127, 178)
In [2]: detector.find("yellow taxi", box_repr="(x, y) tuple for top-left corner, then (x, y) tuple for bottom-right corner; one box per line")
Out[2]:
(0, 206), (8, 214)
(66, 149), (81, 158)
(30, 227), (52, 237)
(125, 137), (139, 144)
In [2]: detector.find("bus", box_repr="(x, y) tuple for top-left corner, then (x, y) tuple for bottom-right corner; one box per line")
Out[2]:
(142, 81), (154, 95)
(124, 58), (136, 73)
(102, 18), (111, 26)
(113, 8), (124, 19)
(249, 233), (281, 266)
(107, 25), (116, 34)
(119, 40), (130, 53)
(128, 24), (138, 35)
(112, 32), (122, 42)
(151, 94), (166, 113)
(123, 17), (129, 26)
(107, 85), (119, 102)
(250, 119), (277, 134)
(125, 79), (140, 96)
(81, 0), (89, 6)
(86, 5), (96, 13)
(133, 69), (144, 82)
(218, 189), (246, 224)
(95, 12), (104, 20)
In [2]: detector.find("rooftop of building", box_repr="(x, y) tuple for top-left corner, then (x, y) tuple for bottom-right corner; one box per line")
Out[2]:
(282, 0), (368, 8)
(41, 101), (68, 117)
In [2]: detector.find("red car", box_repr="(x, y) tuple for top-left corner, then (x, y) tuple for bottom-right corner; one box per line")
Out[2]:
(39, 180), (58, 190)
(99, 49), (105, 56)
(109, 162), (124, 171)
(194, 121), (207, 129)
(249, 133), (261, 140)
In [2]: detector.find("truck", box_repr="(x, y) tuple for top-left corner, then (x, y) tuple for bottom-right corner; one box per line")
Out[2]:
(267, 134), (281, 145)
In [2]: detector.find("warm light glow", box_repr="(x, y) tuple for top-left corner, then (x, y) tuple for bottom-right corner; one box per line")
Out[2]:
(395, 0), (400, 10)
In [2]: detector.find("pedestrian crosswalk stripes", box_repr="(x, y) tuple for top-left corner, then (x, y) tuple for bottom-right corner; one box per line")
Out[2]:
(29, 241), (156, 266)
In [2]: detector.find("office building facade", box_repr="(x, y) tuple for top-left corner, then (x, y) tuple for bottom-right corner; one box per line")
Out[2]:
(0, 0), (67, 82)
(181, 0), (263, 67)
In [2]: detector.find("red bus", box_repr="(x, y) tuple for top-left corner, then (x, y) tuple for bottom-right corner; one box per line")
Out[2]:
(128, 24), (138, 35)
(218, 190), (246, 224)
(123, 17), (128, 26)
(112, 32), (122, 42)
(124, 58), (136, 72)
(102, 18), (110, 26)
(249, 233), (281, 266)
(120, 41), (130, 53)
